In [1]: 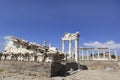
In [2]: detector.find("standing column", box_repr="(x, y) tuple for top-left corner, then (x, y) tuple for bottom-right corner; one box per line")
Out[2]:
(43, 41), (47, 46)
(82, 50), (84, 60)
(97, 50), (100, 58)
(109, 48), (111, 60)
(62, 40), (65, 53)
(92, 50), (94, 59)
(87, 50), (89, 60)
(75, 38), (79, 62)
(69, 40), (72, 60)
(103, 51), (105, 59)
(114, 51), (118, 61)
(49, 43), (51, 47)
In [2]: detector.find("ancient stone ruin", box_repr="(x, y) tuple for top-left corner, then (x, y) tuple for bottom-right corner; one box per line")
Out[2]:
(0, 36), (66, 77)
(1, 36), (64, 63)
(0, 32), (119, 78)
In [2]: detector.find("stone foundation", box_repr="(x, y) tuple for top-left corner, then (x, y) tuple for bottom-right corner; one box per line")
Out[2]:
(0, 61), (52, 77)
(0, 61), (79, 77)
(79, 60), (120, 71)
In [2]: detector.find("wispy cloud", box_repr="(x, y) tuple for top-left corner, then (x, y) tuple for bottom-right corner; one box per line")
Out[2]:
(84, 40), (120, 49)
(0, 36), (11, 52)
(3, 36), (11, 46)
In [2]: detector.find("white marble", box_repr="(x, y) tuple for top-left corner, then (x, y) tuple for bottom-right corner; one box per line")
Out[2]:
(29, 56), (35, 62)
(6, 55), (12, 60)
(62, 32), (80, 62)
(2, 36), (64, 63)
(45, 57), (53, 63)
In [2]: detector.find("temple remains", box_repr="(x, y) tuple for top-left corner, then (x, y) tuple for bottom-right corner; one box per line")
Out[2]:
(0, 32), (119, 77)
(61, 32), (118, 61)
(1, 36), (64, 62)
(1, 32), (118, 62)
(62, 32), (80, 62)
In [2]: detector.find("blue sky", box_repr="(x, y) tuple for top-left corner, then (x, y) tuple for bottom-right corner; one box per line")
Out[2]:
(0, 0), (120, 54)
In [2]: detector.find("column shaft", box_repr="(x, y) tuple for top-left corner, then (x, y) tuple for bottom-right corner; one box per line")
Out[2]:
(75, 39), (79, 62)
(109, 49), (111, 60)
(92, 50), (94, 59)
(69, 40), (72, 60)
(114, 51), (118, 61)
(98, 50), (100, 58)
(62, 40), (65, 53)
(87, 50), (89, 60)
(82, 50), (84, 60)
(103, 51), (105, 59)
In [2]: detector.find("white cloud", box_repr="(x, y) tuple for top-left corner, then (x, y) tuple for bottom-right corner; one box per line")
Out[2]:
(0, 36), (11, 52)
(84, 40), (120, 49)
(3, 36), (11, 40)
(3, 36), (11, 46)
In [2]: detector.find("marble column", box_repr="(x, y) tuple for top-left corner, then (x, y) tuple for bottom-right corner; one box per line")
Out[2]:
(69, 40), (72, 60)
(97, 50), (100, 58)
(103, 51), (105, 59)
(92, 50), (94, 59)
(75, 38), (79, 62)
(49, 43), (51, 47)
(109, 49), (111, 60)
(62, 40), (65, 53)
(87, 50), (89, 60)
(82, 50), (84, 60)
(114, 51), (118, 61)
(43, 41), (46, 46)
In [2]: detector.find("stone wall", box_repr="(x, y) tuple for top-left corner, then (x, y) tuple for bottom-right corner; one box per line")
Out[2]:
(0, 61), (53, 77)
(0, 61), (79, 78)
(79, 60), (120, 71)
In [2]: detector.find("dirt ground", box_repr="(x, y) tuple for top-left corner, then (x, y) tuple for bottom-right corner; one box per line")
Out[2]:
(0, 70), (120, 80)
(52, 70), (120, 80)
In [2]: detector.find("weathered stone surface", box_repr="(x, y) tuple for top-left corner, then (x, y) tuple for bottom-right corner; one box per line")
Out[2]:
(0, 61), (52, 78)
(0, 61), (80, 78)
(104, 66), (116, 72)
(79, 60), (120, 71)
